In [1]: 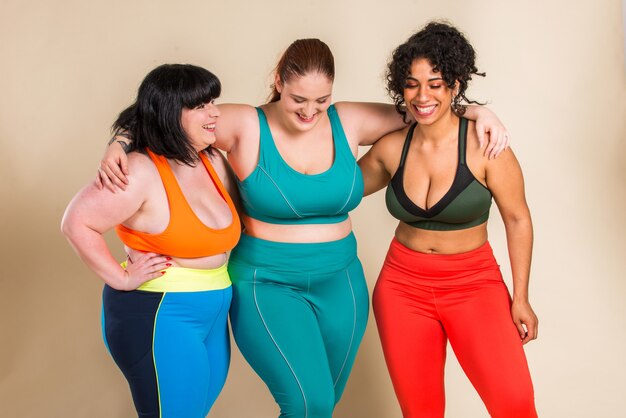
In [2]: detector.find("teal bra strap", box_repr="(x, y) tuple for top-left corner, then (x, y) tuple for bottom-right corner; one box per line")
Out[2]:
(325, 105), (352, 159)
(255, 107), (272, 166)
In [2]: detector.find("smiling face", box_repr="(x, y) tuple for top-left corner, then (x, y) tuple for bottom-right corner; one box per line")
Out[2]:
(180, 100), (220, 152)
(404, 58), (456, 125)
(276, 71), (333, 131)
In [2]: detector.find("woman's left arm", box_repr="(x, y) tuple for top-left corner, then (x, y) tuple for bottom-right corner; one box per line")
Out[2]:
(336, 102), (510, 158)
(486, 148), (538, 345)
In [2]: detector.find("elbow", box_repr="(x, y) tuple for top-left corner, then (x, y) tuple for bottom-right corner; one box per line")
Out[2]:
(502, 213), (533, 234)
(60, 209), (81, 243)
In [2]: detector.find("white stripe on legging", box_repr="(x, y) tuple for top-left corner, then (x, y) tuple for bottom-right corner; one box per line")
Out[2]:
(333, 268), (357, 388)
(253, 269), (308, 418)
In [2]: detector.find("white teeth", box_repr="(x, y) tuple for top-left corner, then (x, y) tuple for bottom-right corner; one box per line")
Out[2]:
(202, 124), (215, 129)
(415, 105), (436, 113)
(298, 113), (314, 121)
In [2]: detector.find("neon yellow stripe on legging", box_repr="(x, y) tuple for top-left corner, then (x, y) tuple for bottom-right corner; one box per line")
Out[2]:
(119, 262), (231, 292)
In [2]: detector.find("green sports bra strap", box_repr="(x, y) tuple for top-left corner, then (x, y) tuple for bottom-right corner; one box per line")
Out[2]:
(399, 123), (417, 169)
(459, 117), (468, 165)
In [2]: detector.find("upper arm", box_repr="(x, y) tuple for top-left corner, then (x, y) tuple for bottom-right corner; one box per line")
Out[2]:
(215, 104), (259, 153)
(335, 102), (407, 147)
(484, 148), (531, 223)
(62, 155), (150, 237)
(358, 130), (403, 196)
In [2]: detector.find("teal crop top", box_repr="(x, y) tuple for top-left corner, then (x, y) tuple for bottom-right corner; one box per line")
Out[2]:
(236, 105), (364, 225)
(385, 118), (492, 231)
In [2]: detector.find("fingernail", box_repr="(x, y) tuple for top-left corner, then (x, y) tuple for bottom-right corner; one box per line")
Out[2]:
(166, 257), (172, 261)
(166, 263), (172, 267)
(161, 271), (166, 275)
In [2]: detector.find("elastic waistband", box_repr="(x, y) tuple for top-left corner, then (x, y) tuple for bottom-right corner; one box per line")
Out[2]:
(386, 238), (500, 282)
(230, 232), (357, 273)
(121, 262), (231, 292)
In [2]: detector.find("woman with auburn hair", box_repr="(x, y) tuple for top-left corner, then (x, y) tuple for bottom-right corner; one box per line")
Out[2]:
(360, 22), (538, 417)
(98, 39), (510, 417)
(62, 64), (241, 418)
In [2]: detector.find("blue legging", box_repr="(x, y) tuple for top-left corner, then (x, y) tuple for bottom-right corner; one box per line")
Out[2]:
(228, 232), (369, 418)
(101, 266), (231, 418)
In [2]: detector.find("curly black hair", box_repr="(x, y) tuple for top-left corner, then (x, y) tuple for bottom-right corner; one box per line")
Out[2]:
(387, 21), (485, 122)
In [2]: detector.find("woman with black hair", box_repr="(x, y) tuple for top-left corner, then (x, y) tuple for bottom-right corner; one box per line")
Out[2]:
(61, 64), (241, 418)
(360, 22), (538, 417)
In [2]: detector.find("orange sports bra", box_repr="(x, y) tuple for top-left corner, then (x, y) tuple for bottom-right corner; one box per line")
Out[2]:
(116, 149), (241, 258)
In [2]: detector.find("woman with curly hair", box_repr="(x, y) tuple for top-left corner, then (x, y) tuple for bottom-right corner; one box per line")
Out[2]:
(360, 22), (538, 417)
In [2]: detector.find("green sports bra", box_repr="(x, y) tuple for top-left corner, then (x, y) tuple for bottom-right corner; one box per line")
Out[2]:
(385, 118), (492, 231)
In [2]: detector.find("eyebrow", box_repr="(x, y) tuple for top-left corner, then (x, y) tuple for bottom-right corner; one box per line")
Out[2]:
(290, 94), (332, 100)
(406, 76), (444, 82)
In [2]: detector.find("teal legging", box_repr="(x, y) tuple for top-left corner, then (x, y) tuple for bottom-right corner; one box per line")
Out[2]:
(228, 232), (369, 418)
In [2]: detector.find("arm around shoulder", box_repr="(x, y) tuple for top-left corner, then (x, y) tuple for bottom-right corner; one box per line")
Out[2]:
(335, 102), (407, 147)
(215, 103), (259, 154)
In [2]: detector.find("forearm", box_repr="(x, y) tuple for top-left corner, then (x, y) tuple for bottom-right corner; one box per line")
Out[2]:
(503, 217), (534, 301)
(108, 133), (132, 153)
(462, 104), (482, 121)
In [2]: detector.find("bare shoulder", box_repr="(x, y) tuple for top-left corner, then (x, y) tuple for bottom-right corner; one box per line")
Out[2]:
(218, 103), (259, 132)
(366, 125), (408, 169)
(127, 151), (154, 171)
(215, 103), (259, 149)
(218, 103), (261, 150)
(373, 125), (408, 153)
(465, 120), (518, 168)
(218, 103), (258, 121)
(125, 151), (159, 186)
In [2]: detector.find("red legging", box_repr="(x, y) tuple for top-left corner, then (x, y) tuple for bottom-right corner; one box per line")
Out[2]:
(373, 238), (537, 418)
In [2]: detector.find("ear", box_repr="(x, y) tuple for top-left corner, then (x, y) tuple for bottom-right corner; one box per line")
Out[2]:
(275, 74), (283, 93)
(453, 80), (460, 95)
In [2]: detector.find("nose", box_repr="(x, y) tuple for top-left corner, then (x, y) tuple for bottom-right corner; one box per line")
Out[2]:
(416, 86), (430, 102)
(302, 102), (315, 117)
(208, 102), (220, 117)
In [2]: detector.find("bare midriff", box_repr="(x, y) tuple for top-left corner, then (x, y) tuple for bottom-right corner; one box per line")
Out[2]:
(242, 215), (353, 243)
(395, 221), (488, 254)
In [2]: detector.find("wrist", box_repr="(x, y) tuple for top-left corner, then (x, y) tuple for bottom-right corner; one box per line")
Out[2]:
(110, 269), (130, 291)
(512, 294), (530, 304)
(108, 137), (131, 153)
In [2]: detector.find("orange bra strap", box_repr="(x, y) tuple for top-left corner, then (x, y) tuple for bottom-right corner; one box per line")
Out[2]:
(199, 151), (229, 202)
(145, 149), (187, 205)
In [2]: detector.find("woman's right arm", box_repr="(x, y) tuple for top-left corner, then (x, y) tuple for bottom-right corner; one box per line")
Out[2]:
(63, 160), (170, 289)
(97, 103), (255, 192)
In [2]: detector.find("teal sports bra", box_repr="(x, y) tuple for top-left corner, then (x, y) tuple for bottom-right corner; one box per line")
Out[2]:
(385, 118), (492, 231)
(237, 105), (364, 225)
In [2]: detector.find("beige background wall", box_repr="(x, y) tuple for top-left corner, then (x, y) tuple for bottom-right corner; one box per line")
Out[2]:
(1, 0), (625, 417)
